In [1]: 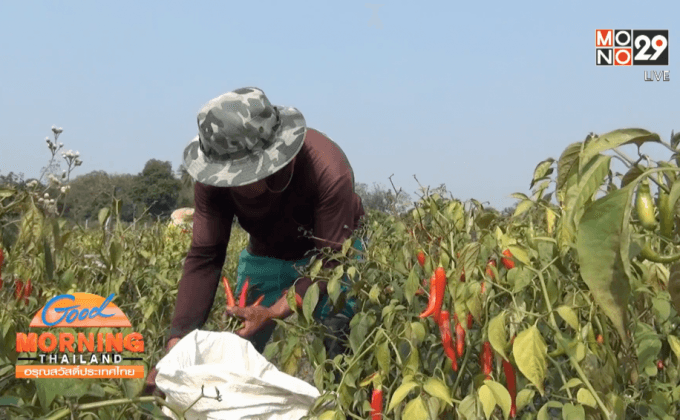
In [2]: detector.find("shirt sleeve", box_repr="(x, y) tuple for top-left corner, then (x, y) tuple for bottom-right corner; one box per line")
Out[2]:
(168, 182), (233, 341)
(293, 174), (360, 298)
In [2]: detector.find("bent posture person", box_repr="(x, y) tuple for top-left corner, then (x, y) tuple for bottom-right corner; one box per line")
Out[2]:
(145, 87), (365, 394)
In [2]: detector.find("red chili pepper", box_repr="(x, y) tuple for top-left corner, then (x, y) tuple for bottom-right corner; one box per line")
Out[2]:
(222, 276), (236, 307)
(501, 249), (515, 269)
(23, 279), (32, 304)
(0, 248), (4, 271)
(15, 279), (24, 301)
(419, 272), (440, 319)
(420, 268), (446, 319)
(370, 387), (383, 420)
(503, 359), (517, 417)
(252, 295), (264, 306)
(467, 313), (473, 329)
(486, 259), (496, 278)
(437, 311), (458, 372)
(417, 251), (426, 267)
(239, 278), (249, 307)
(481, 341), (493, 379)
(657, 360), (664, 370)
(454, 315), (465, 357)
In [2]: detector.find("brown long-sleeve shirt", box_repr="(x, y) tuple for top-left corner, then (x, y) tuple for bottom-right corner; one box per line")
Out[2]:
(168, 128), (365, 341)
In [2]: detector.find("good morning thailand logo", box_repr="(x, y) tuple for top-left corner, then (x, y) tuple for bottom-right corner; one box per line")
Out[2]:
(15, 293), (145, 379)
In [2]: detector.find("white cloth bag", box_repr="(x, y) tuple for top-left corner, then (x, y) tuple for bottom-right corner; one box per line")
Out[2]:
(155, 330), (320, 420)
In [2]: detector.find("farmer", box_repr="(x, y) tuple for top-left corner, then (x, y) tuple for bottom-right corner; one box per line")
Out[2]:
(144, 87), (365, 394)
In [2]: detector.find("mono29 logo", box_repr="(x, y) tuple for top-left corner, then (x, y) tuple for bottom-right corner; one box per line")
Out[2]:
(596, 29), (669, 66)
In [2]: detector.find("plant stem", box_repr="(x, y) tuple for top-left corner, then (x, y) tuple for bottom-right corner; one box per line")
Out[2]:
(547, 355), (573, 400)
(534, 269), (611, 418)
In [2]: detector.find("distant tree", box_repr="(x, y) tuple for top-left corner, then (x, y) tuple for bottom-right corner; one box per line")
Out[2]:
(355, 182), (411, 215)
(61, 171), (115, 221)
(131, 159), (181, 219)
(176, 164), (195, 208)
(502, 203), (517, 217)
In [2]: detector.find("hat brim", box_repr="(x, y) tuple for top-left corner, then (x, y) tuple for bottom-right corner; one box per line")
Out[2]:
(183, 106), (306, 187)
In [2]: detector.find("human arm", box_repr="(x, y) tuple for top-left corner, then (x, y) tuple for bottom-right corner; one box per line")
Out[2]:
(167, 182), (234, 341)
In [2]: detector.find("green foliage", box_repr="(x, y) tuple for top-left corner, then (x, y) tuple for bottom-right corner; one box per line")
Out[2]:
(3, 127), (680, 419)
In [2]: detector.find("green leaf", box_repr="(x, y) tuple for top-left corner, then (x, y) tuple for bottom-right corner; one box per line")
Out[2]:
(60, 378), (90, 398)
(341, 238), (352, 256)
(405, 267), (420, 305)
(349, 313), (369, 355)
(404, 345), (420, 376)
(328, 265), (344, 304)
(376, 338), (391, 375)
(513, 325), (548, 395)
(286, 287), (298, 315)
(579, 129), (660, 172)
(506, 245), (531, 266)
(458, 394), (479, 420)
(402, 396), (430, 420)
(318, 410), (339, 420)
(508, 267), (533, 293)
(513, 200), (534, 218)
(667, 335), (680, 362)
(488, 312), (509, 361)
(35, 379), (59, 411)
(576, 184), (633, 342)
(410, 322), (427, 346)
(302, 282), (320, 323)
(424, 377), (453, 406)
(484, 380), (512, 420)
(621, 165), (644, 188)
(109, 239), (123, 271)
(560, 378), (583, 391)
(606, 392), (626, 420)
(531, 158), (555, 189)
(461, 242), (481, 283)
(479, 384), (496, 420)
(516, 389), (535, 412)
(511, 193), (530, 201)
(562, 402), (586, 420)
(0, 187), (16, 198)
(669, 262), (680, 315)
(98, 207), (111, 227)
(123, 376), (145, 398)
(556, 142), (582, 191)
(636, 325), (662, 375)
(564, 154), (612, 238)
(309, 258), (323, 280)
(537, 401), (563, 420)
(556, 306), (580, 330)
(577, 388), (597, 408)
(388, 381), (419, 412)
(314, 365), (325, 392)
(43, 237), (54, 282)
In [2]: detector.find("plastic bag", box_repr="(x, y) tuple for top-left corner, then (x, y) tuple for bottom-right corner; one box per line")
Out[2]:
(155, 330), (320, 420)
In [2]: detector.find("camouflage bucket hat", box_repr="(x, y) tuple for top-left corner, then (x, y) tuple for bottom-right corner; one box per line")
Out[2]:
(183, 87), (306, 187)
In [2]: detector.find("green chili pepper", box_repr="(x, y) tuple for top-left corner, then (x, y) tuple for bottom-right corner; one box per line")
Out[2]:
(640, 242), (680, 264)
(636, 180), (657, 231)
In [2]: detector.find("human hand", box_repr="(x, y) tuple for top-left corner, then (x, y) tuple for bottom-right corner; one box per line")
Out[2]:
(143, 337), (181, 397)
(225, 304), (275, 338)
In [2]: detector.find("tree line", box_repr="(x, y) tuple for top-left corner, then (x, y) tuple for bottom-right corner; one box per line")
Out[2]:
(1, 159), (430, 225)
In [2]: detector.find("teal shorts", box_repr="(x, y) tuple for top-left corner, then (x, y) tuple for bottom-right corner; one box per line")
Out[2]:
(235, 238), (364, 353)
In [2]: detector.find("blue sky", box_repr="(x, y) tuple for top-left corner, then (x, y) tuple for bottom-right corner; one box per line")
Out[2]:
(0, 0), (677, 211)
